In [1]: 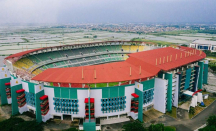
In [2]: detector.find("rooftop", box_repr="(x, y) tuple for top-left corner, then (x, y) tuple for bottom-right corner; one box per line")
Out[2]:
(32, 46), (205, 84)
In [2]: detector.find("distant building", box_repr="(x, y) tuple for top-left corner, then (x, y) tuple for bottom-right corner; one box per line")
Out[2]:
(189, 40), (216, 52)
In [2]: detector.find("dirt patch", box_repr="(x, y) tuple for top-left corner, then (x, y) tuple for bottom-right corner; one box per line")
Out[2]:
(166, 107), (177, 119)
(189, 106), (204, 119)
(203, 97), (216, 106)
(43, 119), (71, 131)
(177, 108), (189, 120)
(0, 104), (11, 120)
(179, 101), (191, 111)
(143, 108), (164, 122)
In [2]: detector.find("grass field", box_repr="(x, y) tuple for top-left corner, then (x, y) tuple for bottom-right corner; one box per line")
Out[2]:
(131, 38), (175, 46)
(189, 106), (204, 119)
(147, 30), (198, 36)
(189, 96), (216, 119)
(203, 97), (216, 107)
(166, 107), (177, 118)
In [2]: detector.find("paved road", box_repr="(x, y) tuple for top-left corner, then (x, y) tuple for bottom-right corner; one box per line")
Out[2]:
(155, 100), (216, 131)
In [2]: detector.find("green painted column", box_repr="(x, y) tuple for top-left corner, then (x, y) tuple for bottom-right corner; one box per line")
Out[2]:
(0, 77), (11, 105)
(83, 122), (96, 131)
(203, 63), (208, 84)
(135, 88), (143, 122)
(165, 73), (173, 112)
(35, 90), (44, 123)
(11, 84), (23, 115)
(198, 61), (204, 89)
(88, 88), (91, 122)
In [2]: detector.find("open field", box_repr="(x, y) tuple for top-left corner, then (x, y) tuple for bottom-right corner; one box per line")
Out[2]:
(1, 26), (216, 55)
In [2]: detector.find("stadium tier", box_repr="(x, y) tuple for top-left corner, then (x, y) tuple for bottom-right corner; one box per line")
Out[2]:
(11, 43), (148, 76)
(0, 41), (208, 131)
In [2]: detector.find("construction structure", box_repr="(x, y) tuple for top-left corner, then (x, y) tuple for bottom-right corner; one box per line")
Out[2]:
(0, 41), (208, 131)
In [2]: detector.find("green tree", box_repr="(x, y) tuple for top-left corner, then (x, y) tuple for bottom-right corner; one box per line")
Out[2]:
(93, 35), (97, 38)
(181, 44), (188, 47)
(122, 120), (146, 131)
(199, 125), (216, 131)
(149, 123), (164, 131)
(189, 107), (195, 115)
(199, 115), (216, 131)
(63, 127), (79, 131)
(0, 117), (43, 131)
(207, 115), (216, 127)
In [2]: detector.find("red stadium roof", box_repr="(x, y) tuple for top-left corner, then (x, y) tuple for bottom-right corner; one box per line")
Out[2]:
(32, 47), (206, 84)
(128, 46), (206, 71)
(5, 48), (43, 59)
(5, 41), (143, 59)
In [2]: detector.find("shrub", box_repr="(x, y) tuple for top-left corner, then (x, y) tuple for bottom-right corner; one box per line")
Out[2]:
(189, 107), (195, 115)
(213, 93), (216, 97)
(63, 127), (79, 131)
(207, 115), (216, 127)
(0, 117), (43, 131)
(199, 115), (216, 131)
(149, 123), (164, 131)
(122, 120), (146, 131)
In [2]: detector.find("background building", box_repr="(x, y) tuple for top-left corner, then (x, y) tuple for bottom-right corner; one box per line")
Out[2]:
(190, 39), (216, 52)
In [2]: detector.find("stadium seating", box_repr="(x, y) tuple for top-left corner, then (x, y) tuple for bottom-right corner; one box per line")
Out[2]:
(14, 45), (144, 76)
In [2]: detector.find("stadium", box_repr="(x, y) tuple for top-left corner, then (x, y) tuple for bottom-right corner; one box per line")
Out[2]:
(0, 41), (208, 130)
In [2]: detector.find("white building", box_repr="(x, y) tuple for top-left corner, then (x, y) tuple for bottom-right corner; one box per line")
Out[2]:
(189, 40), (216, 52)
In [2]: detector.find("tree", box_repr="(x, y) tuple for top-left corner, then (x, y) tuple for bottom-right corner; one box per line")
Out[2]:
(149, 123), (164, 131)
(199, 125), (216, 131)
(207, 115), (216, 127)
(189, 107), (195, 115)
(199, 115), (216, 131)
(181, 44), (188, 47)
(0, 117), (43, 131)
(122, 120), (146, 131)
(93, 35), (97, 38)
(63, 127), (79, 131)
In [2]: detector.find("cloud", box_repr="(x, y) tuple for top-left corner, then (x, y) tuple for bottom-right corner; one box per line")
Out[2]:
(0, 0), (215, 24)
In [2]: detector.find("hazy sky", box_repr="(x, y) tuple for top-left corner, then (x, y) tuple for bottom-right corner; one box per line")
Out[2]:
(0, 0), (215, 24)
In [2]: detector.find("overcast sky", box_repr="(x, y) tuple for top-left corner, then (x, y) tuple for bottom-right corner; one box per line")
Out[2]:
(0, 0), (215, 24)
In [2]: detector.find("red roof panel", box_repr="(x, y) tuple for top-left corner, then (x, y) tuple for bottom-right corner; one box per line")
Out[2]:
(40, 95), (48, 100)
(5, 82), (10, 86)
(16, 89), (25, 93)
(32, 46), (206, 84)
(84, 98), (94, 103)
(131, 93), (139, 98)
